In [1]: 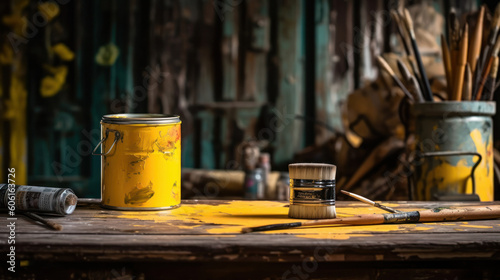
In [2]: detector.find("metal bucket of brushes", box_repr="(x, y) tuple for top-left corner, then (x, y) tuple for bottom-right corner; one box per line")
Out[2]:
(410, 101), (495, 201)
(93, 114), (182, 210)
(288, 163), (336, 219)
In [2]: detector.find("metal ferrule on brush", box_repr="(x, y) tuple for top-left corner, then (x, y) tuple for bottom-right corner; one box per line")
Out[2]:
(290, 179), (336, 206)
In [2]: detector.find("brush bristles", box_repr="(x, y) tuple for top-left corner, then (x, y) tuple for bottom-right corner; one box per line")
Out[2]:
(288, 163), (336, 180)
(288, 205), (336, 219)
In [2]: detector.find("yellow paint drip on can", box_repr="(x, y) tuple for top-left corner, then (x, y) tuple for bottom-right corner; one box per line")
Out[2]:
(94, 114), (181, 210)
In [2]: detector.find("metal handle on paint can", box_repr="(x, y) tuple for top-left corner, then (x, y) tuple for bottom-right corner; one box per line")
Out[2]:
(92, 129), (121, 156)
(409, 151), (482, 199)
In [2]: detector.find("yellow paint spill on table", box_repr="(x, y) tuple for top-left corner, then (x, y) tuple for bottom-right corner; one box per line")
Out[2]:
(105, 201), (426, 239)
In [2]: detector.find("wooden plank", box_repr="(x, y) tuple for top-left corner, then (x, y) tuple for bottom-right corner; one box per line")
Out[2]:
(88, 0), (114, 197)
(115, 0), (136, 113)
(216, 2), (241, 168)
(5, 232), (500, 263)
(360, 0), (384, 83)
(229, 0), (270, 165)
(329, 0), (354, 135)
(1, 200), (500, 265)
(1, 260), (498, 280)
(199, 111), (216, 169)
(221, 4), (240, 101)
(0, 0), (28, 185)
(189, 0), (218, 169)
(0, 260), (500, 280)
(314, 0), (336, 145)
(273, 0), (305, 169)
(242, 0), (268, 103)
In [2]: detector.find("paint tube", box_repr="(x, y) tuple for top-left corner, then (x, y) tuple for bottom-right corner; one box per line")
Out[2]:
(0, 184), (78, 216)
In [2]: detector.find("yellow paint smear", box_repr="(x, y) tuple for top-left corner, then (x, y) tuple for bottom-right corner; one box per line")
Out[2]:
(460, 225), (492, 229)
(428, 223), (456, 226)
(413, 227), (432, 231)
(295, 233), (372, 240)
(111, 201), (421, 240)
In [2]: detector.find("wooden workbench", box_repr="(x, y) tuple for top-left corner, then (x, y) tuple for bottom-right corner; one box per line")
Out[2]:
(1, 200), (500, 279)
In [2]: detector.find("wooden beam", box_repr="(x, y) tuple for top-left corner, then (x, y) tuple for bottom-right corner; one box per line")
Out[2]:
(273, 0), (305, 169)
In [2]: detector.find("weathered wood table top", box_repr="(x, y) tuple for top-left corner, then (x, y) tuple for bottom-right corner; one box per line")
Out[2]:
(2, 200), (500, 279)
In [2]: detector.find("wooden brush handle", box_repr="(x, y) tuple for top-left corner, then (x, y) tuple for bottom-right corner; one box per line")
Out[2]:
(452, 65), (467, 100)
(305, 214), (385, 227)
(475, 57), (493, 100)
(306, 206), (500, 226)
(419, 206), (500, 222)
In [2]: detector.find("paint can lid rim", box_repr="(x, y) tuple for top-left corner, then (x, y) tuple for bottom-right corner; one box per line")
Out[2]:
(101, 114), (181, 124)
(412, 101), (496, 116)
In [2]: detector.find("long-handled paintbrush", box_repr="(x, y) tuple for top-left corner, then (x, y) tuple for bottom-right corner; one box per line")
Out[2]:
(441, 34), (453, 98)
(468, 5), (485, 73)
(391, 10), (411, 57)
(462, 64), (472, 101)
(397, 59), (424, 102)
(402, 9), (434, 101)
(448, 9), (461, 72)
(475, 37), (500, 100)
(340, 190), (401, 213)
(474, 3), (500, 97)
(484, 56), (499, 100)
(241, 205), (500, 233)
(452, 24), (469, 101)
(391, 10), (424, 93)
(477, 3), (500, 73)
(376, 56), (414, 101)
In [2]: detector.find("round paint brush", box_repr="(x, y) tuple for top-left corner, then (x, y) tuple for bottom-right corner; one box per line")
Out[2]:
(288, 163), (337, 219)
(340, 190), (400, 213)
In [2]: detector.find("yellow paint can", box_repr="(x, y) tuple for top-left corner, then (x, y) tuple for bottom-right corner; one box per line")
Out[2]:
(93, 114), (181, 210)
(411, 102), (495, 201)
